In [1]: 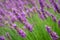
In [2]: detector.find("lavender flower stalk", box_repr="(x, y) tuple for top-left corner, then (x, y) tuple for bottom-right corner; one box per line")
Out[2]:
(46, 25), (59, 40)
(15, 27), (26, 38)
(51, 15), (57, 22)
(58, 20), (60, 28)
(11, 23), (26, 38)
(44, 10), (52, 17)
(24, 22), (33, 32)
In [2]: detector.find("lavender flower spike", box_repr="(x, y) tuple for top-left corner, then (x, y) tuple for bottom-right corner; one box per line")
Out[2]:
(16, 27), (26, 38)
(0, 36), (5, 40)
(17, 29), (26, 38)
(46, 25), (51, 33)
(51, 15), (57, 22)
(11, 23), (26, 38)
(24, 22), (33, 32)
(50, 32), (59, 40)
(39, 0), (45, 8)
(46, 25), (59, 40)
(58, 20), (60, 28)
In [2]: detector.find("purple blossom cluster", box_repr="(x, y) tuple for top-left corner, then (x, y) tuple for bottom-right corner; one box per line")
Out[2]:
(0, 0), (60, 40)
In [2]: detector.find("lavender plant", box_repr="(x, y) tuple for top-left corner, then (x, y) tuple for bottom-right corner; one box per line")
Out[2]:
(0, 0), (60, 40)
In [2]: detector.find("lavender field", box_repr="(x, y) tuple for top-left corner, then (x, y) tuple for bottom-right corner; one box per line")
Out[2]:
(0, 0), (60, 40)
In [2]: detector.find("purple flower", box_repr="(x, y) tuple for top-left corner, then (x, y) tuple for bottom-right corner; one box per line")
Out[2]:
(39, 14), (45, 20)
(58, 0), (60, 4)
(23, 22), (33, 32)
(0, 23), (4, 27)
(0, 8), (5, 16)
(39, 0), (45, 8)
(36, 8), (45, 20)
(18, 30), (26, 38)
(50, 32), (59, 40)
(16, 28), (26, 38)
(46, 25), (52, 33)
(45, 3), (51, 8)
(0, 36), (5, 40)
(20, 11), (27, 22)
(46, 25), (59, 40)
(0, 15), (3, 23)
(11, 16), (17, 23)
(0, 2), (5, 9)
(49, 0), (60, 13)
(45, 11), (52, 16)
(58, 20), (60, 28)
(26, 0), (36, 6)
(12, 23), (17, 29)
(51, 15), (57, 22)
(39, 0), (50, 9)
(53, 3), (60, 13)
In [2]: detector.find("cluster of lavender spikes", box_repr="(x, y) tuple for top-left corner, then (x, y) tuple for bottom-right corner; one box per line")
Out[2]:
(0, 0), (60, 40)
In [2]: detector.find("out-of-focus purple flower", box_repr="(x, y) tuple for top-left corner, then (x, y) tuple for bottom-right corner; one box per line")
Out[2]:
(25, 7), (36, 18)
(23, 21), (33, 32)
(53, 3), (60, 13)
(39, 13), (45, 20)
(40, 8), (47, 19)
(49, 0), (60, 13)
(0, 15), (5, 27)
(0, 2), (5, 8)
(0, 8), (5, 16)
(44, 3), (51, 8)
(42, 0), (51, 8)
(0, 36), (5, 40)
(50, 32), (59, 40)
(36, 8), (45, 20)
(46, 25), (51, 33)
(8, 12), (17, 23)
(39, 0), (45, 8)
(39, 0), (50, 9)
(11, 23), (26, 38)
(58, 20), (60, 28)
(12, 23), (17, 29)
(10, 21), (26, 38)
(58, 0), (60, 4)
(26, 0), (36, 6)
(16, 27), (26, 38)
(20, 11), (27, 22)
(45, 11), (52, 16)
(0, 15), (3, 23)
(0, 23), (4, 27)
(49, 0), (55, 4)
(51, 15), (57, 22)
(18, 29), (26, 38)
(46, 25), (59, 40)
(11, 16), (17, 23)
